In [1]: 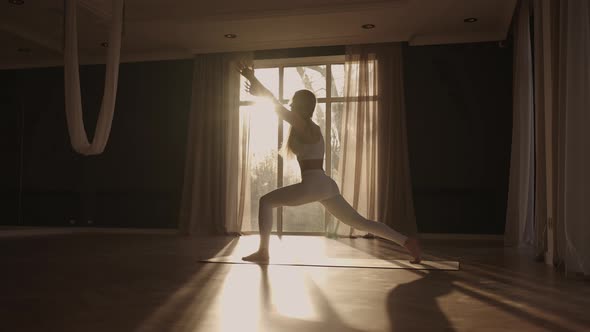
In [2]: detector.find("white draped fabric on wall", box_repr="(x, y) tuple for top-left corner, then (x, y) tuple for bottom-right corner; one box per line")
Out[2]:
(505, 0), (535, 247)
(180, 53), (252, 235)
(531, 0), (555, 263)
(511, 0), (590, 275)
(64, 0), (124, 155)
(331, 46), (380, 237)
(330, 43), (417, 238)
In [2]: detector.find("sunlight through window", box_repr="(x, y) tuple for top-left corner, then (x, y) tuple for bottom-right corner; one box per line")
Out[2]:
(240, 56), (346, 233)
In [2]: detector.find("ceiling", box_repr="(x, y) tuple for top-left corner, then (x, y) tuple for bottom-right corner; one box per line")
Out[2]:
(0, 0), (516, 69)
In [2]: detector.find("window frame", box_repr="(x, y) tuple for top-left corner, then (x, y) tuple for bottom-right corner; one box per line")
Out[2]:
(240, 55), (346, 235)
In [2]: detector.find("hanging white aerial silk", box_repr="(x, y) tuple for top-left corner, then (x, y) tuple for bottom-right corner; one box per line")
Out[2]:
(64, 0), (124, 155)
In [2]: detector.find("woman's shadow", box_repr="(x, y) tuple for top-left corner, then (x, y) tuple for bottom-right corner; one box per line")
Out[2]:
(387, 270), (456, 331)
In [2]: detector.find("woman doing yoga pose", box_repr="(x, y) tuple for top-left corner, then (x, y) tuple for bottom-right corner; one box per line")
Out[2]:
(239, 65), (422, 264)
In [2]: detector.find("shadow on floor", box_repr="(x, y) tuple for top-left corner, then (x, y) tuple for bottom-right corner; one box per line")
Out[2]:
(388, 271), (455, 331)
(340, 237), (590, 332)
(3, 234), (589, 332)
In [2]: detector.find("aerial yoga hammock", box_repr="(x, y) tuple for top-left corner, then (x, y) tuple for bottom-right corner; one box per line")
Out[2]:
(64, 0), (124, 155)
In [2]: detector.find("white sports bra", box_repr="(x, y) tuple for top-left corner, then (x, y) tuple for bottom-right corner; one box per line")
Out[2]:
(291, 128), (325, 161)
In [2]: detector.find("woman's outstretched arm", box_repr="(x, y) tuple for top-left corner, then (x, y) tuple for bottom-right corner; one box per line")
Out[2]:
(239, 66), (308, 133)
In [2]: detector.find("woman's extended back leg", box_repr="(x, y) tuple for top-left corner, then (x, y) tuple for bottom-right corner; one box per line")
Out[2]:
(321, 195), (421, 262)
(320, 194), (408, 246)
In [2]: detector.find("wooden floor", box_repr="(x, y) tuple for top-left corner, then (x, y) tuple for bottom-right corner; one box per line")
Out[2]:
(2, 233), (589, 332)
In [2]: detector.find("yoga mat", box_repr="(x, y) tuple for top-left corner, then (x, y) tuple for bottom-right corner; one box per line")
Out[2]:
(200, 256), (459, 271)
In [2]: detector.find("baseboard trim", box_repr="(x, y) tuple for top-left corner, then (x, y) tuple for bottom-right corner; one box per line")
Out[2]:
(241, 231), (504, 241)
(419, 233), (504, 241)
(0, 226), (179, 237)
(0, 227), (503, 241)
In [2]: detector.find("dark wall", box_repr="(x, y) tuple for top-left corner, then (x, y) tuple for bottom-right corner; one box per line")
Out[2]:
(403, 42), (513, 234)
(1, 42), (512, 233)
(0, 60), (193, 228)
(0, 71), (21, 225)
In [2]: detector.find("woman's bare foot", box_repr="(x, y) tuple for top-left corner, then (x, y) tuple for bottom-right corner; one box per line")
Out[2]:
(242, 250), (269, 263)
(403, 237), (422, 264)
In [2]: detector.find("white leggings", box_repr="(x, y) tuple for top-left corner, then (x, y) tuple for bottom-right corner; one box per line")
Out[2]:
(257, 170), (408, 249)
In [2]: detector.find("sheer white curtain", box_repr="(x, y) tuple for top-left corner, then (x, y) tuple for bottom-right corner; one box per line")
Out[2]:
(330, 43), (417, 237)
(330, 45), (379, 236)
(179, 53), (252, 235)
(531, 0), (555, 261)
(505, 0), (535, 247)
(530, 0), (590, 275)
(64, 0), (124, 155)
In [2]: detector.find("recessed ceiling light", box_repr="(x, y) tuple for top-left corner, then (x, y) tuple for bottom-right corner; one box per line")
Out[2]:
(224, 34), (237, 39)
(17, 47), (31, 53)
(464, 17), (478, 23)
(361, 24), (376, 29)
(100, 42), (109, 47)
(9, 0), (24, 5)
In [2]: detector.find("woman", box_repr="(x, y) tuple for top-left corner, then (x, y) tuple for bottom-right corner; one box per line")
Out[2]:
(239, 66), (422, 264)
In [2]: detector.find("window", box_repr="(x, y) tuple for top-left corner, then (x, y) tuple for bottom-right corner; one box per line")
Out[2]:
(240, 56), (347, 233)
